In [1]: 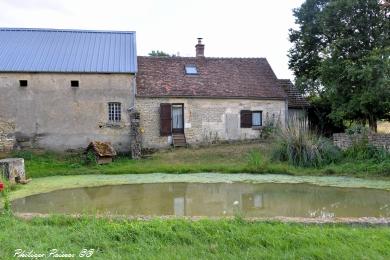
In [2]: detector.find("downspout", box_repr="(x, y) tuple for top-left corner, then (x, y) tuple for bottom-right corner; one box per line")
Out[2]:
(285, 97), (289, 128)
(128, 75), (137, 111)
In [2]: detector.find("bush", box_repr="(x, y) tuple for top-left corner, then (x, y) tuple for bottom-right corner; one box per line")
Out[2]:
(84, 150), (98, 165)
(260, 115), (281, 139)
(344, 138), (390, 162)
(345, 124), (370, 136)
(272, 128), (341, 167)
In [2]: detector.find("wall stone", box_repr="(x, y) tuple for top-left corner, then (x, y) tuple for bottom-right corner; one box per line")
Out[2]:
(0, 73), (135, 152)
(137, 97), (287, 148)
(333, 133), (390, 151)
(0, 118), (15, 152)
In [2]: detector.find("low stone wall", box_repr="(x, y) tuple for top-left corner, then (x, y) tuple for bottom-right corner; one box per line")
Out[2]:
(333, 133), (390, 151)
(0, 119), (15, 152)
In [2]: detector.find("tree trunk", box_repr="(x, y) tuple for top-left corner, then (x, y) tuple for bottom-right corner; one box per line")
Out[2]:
(368, 116), (377, 133)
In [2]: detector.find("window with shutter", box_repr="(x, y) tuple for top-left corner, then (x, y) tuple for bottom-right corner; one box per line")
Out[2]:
(240, 110), (252, 128)
(160, 103), (172, 136)
(252, 111), (262, 127)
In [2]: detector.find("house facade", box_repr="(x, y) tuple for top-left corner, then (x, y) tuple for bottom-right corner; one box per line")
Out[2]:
(136, 39), (288, 148)
(0, 28), (137, 151)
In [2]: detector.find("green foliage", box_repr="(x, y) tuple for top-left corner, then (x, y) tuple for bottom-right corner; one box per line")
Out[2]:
(345, 124), (370, 136)
(343, 124), (390, 162)
(148, 50), (171, 57)
(260, 115), (281, 139)
(272, 128), (342, 167)
(344, 138), (390, 162)
(0, 177), (11, 214)
(11, 150), (33, 160)
(307, 95), (345, 136)
(84, 150), (98, 166)
(289, 0), (390, 129)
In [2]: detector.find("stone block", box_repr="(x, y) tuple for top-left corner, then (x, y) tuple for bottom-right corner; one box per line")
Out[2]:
(0, 158), (26, 184)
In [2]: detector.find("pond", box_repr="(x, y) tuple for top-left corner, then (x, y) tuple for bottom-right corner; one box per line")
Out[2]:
(12, 182), (390, 218)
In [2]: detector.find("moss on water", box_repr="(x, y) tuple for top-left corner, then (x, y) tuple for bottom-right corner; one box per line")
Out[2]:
(7, 173), (390, 202)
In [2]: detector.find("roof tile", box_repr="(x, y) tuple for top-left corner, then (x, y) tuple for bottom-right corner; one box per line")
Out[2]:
(137, 56), (287, 99)
(279, 79), (310, 108)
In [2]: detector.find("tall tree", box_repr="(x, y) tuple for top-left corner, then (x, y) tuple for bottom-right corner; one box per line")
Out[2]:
(289, 0), (390, 131)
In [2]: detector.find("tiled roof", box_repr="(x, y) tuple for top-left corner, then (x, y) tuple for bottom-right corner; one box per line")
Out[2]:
(136, 56), (287, 99)
(0, 28), (137, 73)
(279, 79), (310, 108)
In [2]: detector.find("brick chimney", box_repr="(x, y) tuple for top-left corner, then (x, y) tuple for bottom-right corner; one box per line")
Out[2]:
(195, 38), (205, 57)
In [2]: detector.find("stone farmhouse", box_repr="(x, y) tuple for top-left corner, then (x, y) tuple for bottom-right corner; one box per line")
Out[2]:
(0, 28), (309, 152)
(137, 39), (289, 148)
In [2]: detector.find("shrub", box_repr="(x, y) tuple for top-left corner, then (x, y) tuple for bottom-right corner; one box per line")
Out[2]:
(346, 124), (367, 135)
(84, 150), (98, 165)
(260, 113), (282, 139)
(272, 128), (341, 167)
(344, 138), (390, 162)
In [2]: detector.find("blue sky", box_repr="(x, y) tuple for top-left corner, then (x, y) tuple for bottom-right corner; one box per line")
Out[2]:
(0, 0), (305, 79)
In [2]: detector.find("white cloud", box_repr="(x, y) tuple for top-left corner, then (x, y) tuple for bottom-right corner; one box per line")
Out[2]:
(0, 0), (305, 79)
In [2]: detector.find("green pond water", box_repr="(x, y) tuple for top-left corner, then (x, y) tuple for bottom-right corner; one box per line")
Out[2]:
(11, 182), (390, 218)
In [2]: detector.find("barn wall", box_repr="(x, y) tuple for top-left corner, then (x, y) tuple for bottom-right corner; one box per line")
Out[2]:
(0, 73), (135, 151)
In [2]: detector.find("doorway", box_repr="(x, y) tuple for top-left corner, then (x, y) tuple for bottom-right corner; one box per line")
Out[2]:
(172, 104), (184, 134)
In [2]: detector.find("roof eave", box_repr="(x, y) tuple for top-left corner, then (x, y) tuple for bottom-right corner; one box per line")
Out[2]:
(136, 95), (286, 101)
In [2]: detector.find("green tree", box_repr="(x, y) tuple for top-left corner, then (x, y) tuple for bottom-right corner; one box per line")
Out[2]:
(289, 0), (390, 131)
(148, 50), (171, 57)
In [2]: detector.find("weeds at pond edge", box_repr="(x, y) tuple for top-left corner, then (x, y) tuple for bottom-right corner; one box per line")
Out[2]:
(0, 177), (12, 215)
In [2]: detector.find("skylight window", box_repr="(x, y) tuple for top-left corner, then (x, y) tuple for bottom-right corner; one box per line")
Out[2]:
(185, 65), (198, 75)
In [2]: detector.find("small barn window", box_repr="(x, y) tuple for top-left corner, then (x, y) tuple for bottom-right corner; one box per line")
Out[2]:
(185, 65), (198, 75)
(108, 102), (121, 122)
(71, 80), (79, 87)
(19, 80), (28, 87)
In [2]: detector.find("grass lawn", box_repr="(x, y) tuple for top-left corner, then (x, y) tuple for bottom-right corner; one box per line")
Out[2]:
(1, 142), (389, 179)
(1, 215), (390, 259)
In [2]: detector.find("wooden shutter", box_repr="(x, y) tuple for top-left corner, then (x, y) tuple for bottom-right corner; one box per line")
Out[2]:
(160, 103), (172, 136)
(240, 110), (252, 128)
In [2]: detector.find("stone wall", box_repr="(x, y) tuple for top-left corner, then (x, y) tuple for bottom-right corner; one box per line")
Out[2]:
(137, 97), (287, 148)
(0, 73), (135, 152)
(333, 133), (390, 151)
(0, 118), (15, 152)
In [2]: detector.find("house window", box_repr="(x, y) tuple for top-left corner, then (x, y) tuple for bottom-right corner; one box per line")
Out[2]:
(240, 110), (262, 128)
(185, 65), (198, 75)
(252, 111), (262, 127)
(108, 102), (121, 122)
(71, 80), (79, 87)
(19, 80), (28, 87)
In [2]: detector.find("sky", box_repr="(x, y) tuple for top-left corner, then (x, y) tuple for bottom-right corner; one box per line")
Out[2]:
(0, 0), (305, 80)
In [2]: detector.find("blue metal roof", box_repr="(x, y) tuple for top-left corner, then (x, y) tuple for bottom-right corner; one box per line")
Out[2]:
(0, 28), (137, 73)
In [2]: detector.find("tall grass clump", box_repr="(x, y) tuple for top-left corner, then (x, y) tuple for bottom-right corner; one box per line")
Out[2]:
(272, 128), (341, 167)
(343, 124), (390, 162)
(344, 137), (390, 162)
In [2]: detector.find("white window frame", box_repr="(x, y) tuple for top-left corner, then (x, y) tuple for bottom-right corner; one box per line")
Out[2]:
(252, 111), (262, 127)
(108, 102), (121, 122)
(185, 65), (198, 75)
